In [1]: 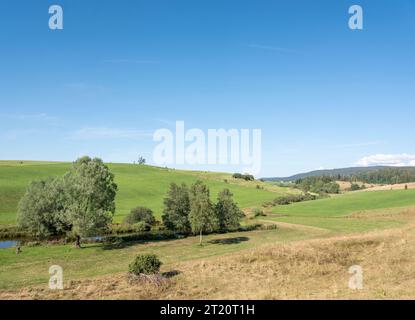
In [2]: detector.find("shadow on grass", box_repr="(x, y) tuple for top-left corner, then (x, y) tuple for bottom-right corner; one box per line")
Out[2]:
(162, 270), (181, 278)
(207, 236), (250, 245)
(100, 232), (251, 250)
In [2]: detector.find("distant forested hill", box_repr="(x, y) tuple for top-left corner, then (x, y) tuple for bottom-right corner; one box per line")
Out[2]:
(264, 166), (415, 184)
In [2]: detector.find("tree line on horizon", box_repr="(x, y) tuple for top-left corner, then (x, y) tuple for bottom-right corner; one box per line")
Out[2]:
(293, 167), (415, 193)
(335, 167), (415, 185)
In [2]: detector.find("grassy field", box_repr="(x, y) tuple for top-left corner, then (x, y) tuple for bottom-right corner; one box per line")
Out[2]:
(272, 189), (415, 217)
(266, 190), (415, 233)
(0, 160), (295, 225)
(1, 187), (415, 293)
(1, 205), (414, 298)
(2, 161), (415, 298)
(0, 226), (321, 290)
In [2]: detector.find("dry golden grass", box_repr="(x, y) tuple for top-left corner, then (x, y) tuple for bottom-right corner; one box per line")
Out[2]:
(363, 182), (415, 192)
(2, 214), (415, 300)
(336, 181), (415, 193)
(336, 180), (375, 191)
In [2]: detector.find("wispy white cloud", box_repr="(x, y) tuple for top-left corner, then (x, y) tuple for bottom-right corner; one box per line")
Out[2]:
(247, 44), (300, 54)
(356, 153), (415, 167)
(71, 127), (152, 140)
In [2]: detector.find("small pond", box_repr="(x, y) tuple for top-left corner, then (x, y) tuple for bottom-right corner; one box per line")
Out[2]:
(0, 236), (106, 249)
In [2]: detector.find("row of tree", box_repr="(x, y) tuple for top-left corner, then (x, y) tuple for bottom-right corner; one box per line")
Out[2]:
(295, 176), (340, 194)
(162, 181), (245, 244)
(18, 157), (245, 246)
(335, 167), (415, 185)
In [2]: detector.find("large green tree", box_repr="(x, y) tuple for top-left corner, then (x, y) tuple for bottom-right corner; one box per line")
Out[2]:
(17, 156), (118, 247)
(162, 183), (191, 233)
(17, 177), (69, 238)
(65, 156), (118, 247)
(215, 189), (244, 231)
(188, 181), (218, 245)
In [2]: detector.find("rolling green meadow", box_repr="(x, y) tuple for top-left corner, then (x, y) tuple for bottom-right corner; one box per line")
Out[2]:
(0, 160), (292, 225)
(272, 189), (415, 217)
(267, 190), (415, 232)
(2, 160), (415, 297)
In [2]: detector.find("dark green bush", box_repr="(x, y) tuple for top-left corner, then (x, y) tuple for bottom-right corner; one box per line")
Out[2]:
(273, 193), (317, 205)
(349, 183), (362, 191)
(132, 221), (151, 232)
(0, 226), (29, 240)
(262, 201), (274, 208)
(252, 208), (265, 217)
(108, 224), (137, 234)
(232, 173), (254, 181)
(233, 224), (262, 232)
(124, 207), (156, 225)
(129, 254), (162, 275)
(295, 176), (340, 194)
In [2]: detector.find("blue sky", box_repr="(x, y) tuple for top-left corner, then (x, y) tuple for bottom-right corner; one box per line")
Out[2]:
(1, 0), (415, 177)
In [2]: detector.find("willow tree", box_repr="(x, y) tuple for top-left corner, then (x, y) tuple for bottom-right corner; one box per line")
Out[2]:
(18, 156), (117, 248)
(65, 156), (118, 247)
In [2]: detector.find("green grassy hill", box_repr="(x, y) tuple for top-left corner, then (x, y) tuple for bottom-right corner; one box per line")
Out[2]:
(0, 161), (293, 225)
(2, 161), (415, 293)
(267, 189), (415, 232)
(272, 189), (415, 217)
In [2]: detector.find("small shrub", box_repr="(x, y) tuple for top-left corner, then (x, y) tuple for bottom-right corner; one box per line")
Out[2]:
(252, 208), (265, 217)
(25, 241), (41, 247)
(129, 254), (162, 275)
(259, 224), (278, 230)
(232, 173), (254, 181)
(124, 207), (156, 225)
(349, 183), (361, 191)
(109, 224), (136, 234)
(262, 201), (273, 208)
(132, 221), (151, 232)
(0, 226), (29, 240)
(273, 193), (317, 205)
(236, 224), (262, 232)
